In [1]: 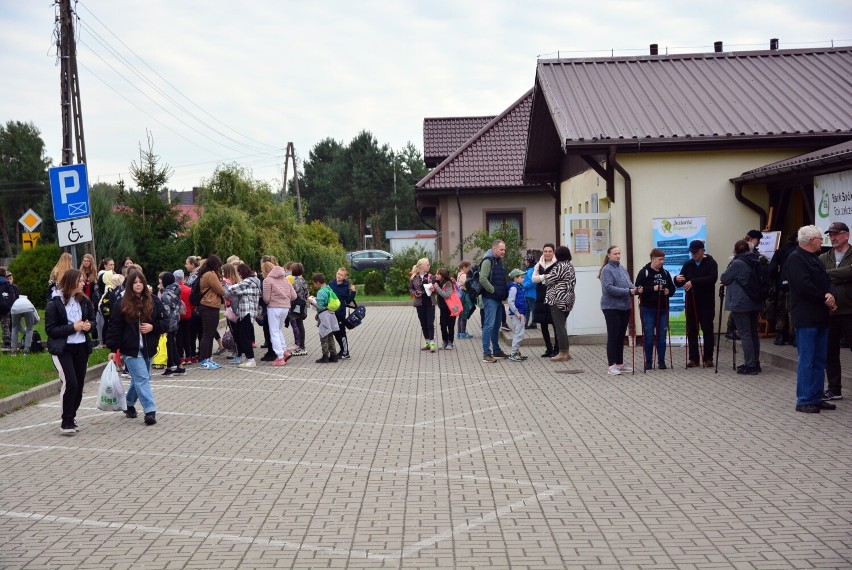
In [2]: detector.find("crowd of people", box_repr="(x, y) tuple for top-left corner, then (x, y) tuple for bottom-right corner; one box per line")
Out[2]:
(2, 222), (847, 434)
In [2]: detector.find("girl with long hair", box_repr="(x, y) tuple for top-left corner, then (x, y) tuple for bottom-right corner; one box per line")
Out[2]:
(48, 252), (74, 299)
(224, 263), (262, 367)
(433, 268), (457, 349)
(599, 245), (637, 375)
(106, 269), (168, 425)
(45, 269), (96, 435)
(196, 254), (226, 369)
(409, 258), (436, 352)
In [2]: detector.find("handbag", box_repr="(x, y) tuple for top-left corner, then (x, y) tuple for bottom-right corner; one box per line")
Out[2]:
(225, 306), (238, 322)
(290, 298), (308, 320)
(446, 289), (463, 318)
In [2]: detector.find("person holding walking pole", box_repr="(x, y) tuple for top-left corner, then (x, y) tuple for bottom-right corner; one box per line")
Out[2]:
(675, 240), (718, 368)
(599, 245), (638, 376)
(715, 285), (725, 373)
(635, 249), (676, 371)
(720, 240), (764, 375)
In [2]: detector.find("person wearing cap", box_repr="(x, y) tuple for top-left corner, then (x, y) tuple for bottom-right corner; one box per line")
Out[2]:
(786, 225), (837, 413)
(819, 221), (851, 401)
(746, 229), (764, 253)
(507, 268), (529, 361)
(675, 240), (719, 368)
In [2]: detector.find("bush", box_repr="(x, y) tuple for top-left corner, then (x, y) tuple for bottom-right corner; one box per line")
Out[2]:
(363, 270), (385, 295)
(385, 267), (410, 297)
(8, 243), (63, 309)
(391, 245), (437, 274)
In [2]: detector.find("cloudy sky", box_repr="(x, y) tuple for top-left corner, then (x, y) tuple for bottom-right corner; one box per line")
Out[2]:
(1, 0), (850, 192)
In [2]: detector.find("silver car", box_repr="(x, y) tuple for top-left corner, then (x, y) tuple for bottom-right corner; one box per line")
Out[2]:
(346, 250), (394, 271)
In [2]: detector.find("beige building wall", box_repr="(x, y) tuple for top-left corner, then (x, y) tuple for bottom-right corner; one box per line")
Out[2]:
(437, 192), (557, 264)
(560, 148), (811, 271)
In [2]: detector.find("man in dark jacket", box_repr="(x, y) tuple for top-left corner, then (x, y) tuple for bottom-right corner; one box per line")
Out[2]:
(820, 221), (852, 401)
(479, 240), (508, 362)
(676, 240), (718, 368)
(766, 234), (797, 345)
(720, 241), (764, 375)
(786, 225), (837, 413)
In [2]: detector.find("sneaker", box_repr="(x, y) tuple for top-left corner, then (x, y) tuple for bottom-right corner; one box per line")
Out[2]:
(125, 405), (138, 419)
(445, 343), (454, 350)
(703, 360), (714, 368)
(607, 364), (621, 375)
(315, 355), (330, 363)
(421, 342), (430, 351)
(618, 364), (633, 373)
(283, 350), (294, 363)
(214, 346), (227, 356)
(658, 362), (667, 370)
(457, 333), (470, 339)
(260, 353), (277, 362)
(162, 368), (174, 376)
(228, 356), (242, 365)
(509, 353), (525, 362)
(500, 325), (511, 332)
(686, 361), (700, 368)
(482, 354), (496, 363)
(199, 359), (222, 370)
(817, 400), (837, 410)
(795, 403), (820, 413)
(644, 363), (653, 371)
(823, 390), (843, 401)
(238, 359), (256, 368)
(737, 365), (759, 375)
(429, 342), (436, 353)
(340, 352), (351, 359)
(442, 342), (448, 350)
(272, 357), (287, 366)
(293, 347), (307, 356)
(23, 347), (30, 355)
(328, 354), (339, 363)
(144, 412), (157, 425)
(541, 349), (555, 358)
(173, 367), (186, 375)
(493, 351), (509, 358)
(60, 424), (76, 436)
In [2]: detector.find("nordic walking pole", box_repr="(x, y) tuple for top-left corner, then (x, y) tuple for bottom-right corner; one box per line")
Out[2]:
(715, 285), (724, 373)
(667, 302), (674, 369)
(691, 290), (703, 366)
(630, 295), (636, 376)
(684, 290), (690, 368)
(653, 287), (663, 369)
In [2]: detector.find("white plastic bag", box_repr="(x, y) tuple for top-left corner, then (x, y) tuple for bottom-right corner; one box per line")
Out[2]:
(97, 360), (126, 411)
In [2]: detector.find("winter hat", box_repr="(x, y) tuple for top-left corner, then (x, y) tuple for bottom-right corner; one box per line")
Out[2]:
(161, 272), (175, 287)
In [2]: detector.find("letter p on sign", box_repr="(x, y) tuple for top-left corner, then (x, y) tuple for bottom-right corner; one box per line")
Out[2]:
(59, 170), (80, 203)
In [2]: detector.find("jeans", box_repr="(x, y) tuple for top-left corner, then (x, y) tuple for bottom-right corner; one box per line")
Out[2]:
(796, 327), (828, 406)
(124, 352), (156, 413)
(11, 310), (36, 350)
(481, 297), (502, 355)
(524, 297), (536, 326)
(640, 306), (668, 366)
(602, 309), (630, 366)
(268, 307), (290, 358)
(731, 311), (760, 368)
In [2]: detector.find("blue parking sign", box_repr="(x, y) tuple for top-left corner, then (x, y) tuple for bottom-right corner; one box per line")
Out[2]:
(49, 164), (90, 222)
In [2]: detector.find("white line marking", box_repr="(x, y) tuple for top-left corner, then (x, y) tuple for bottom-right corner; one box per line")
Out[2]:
(0, 412), (104, 433)
(402, 432), (536, 473)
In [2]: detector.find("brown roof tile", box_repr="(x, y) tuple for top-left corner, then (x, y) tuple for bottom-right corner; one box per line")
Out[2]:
(418, 89), (541, 191)
(423, 116), (495, 166)
(734, 139), (852, 182)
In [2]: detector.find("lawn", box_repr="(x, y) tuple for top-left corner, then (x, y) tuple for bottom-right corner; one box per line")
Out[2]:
(0, 310), (110, 400)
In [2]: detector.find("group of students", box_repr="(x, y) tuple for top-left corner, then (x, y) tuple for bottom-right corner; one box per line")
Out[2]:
(43, 251), (357, 435)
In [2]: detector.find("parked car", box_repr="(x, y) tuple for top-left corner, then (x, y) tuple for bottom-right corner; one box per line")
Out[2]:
(346, 250), (394, 271)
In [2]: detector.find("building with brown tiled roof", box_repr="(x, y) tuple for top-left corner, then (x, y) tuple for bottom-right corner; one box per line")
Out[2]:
(524, 43), (852, 335)
(416, 90), (557, 264)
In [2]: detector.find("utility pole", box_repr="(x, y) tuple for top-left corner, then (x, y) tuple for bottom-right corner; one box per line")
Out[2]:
(57, 0), (96, 264)
(282, 142), (304, 224)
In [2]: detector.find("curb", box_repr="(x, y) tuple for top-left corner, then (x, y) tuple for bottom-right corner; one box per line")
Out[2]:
(0, 360), (109, 417)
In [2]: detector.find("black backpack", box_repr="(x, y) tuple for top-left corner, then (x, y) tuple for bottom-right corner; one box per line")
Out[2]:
(30, 330), (45, 353)
(745, 260), (771, 303)
(0, 281), (16, 315)
(188, 277), (203, 306)
(465, 263), (483, 299)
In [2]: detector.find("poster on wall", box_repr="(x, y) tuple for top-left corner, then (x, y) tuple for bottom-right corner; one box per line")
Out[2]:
(652, 216), (707, 344)
(814, 171), (852, 246)
(574, 228), (591, 253)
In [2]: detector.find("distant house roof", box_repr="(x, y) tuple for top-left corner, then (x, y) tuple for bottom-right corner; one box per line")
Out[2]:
(423, 116), (495, 167)
(526, 47), (852, 180)
(417, 89), (544, 194)
(733, 139), (852, 184)
(386, 230), (437, 239)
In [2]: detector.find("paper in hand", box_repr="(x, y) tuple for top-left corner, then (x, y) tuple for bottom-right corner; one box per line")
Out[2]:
(423, 283), (434, 295)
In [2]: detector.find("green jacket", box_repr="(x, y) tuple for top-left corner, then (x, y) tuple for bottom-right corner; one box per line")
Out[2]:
(820, 247), (852, 315)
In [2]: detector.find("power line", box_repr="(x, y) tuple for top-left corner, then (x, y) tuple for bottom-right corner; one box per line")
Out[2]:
(76, 0), (283, 154)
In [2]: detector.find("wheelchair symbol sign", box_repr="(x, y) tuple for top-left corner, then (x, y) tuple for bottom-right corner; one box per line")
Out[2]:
(57, 217), (93, 247)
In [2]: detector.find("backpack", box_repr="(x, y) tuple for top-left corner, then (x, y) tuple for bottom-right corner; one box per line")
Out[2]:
(188, 277), (203, 306)
(0, 281), (17, 315)
(99, 289), (115, 318)
(325, 287), (341, 312)
(160, 287), (181, 333)
(30, 330), (44, 353)
(745, 260), (772, 303)
(465, 263), (483, 299)
(344, 302), (366, 329)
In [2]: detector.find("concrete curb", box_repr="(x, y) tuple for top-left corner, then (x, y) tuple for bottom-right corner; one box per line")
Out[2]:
(0, 360), (109, 417)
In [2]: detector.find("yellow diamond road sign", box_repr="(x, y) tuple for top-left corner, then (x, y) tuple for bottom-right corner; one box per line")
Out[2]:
(19, 209), (43, 232)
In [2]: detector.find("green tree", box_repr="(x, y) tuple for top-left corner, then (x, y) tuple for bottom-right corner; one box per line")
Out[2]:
(90, 182), (137, 263)
(455, 222), (528, 275)
(8, 243), (62, 309)
(117, 134), (190, 279)
(0, 121), (51, 256)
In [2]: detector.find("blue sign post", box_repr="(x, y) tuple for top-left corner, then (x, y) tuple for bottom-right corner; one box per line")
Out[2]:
(49, 164), (90, 222)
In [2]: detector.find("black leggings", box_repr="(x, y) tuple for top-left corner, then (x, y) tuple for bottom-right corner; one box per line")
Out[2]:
(439, 304), (456, 343)
(235, 315), (255, 359)
(603, 309), (630, 366)
(198, 305), (219, 361)
(52, 342), (89, 426)
(416, 303), (435, 341)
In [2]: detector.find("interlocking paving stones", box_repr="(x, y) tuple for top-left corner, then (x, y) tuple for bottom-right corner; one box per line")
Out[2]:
(1, 306), (850, 568)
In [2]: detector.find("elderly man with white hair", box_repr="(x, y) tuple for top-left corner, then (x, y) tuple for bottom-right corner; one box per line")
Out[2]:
(786, 225), (838, 413)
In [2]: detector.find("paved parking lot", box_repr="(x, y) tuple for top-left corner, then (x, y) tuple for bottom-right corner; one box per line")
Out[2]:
(1, 306), (850, 568)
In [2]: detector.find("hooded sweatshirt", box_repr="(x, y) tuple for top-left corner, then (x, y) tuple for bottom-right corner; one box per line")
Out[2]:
(263, 265), (297, 308)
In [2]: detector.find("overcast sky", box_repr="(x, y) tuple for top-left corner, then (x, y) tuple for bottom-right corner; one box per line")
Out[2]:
(1, 0), (850, 193)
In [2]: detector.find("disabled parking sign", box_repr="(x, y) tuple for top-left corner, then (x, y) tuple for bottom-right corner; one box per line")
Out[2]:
(49, 164), (90, 222)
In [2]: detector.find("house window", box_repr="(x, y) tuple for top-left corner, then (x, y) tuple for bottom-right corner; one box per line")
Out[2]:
(486, 211), (523, 236)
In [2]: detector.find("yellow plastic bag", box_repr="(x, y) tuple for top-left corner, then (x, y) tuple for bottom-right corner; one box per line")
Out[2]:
(152, 334), (168, 368)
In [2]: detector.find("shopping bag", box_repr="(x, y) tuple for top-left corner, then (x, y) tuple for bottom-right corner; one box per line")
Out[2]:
(97, 361), (126, 411)
(152, 334), (168, 368)
(446, 290), (463, 318)
(461, 290), (477, 320)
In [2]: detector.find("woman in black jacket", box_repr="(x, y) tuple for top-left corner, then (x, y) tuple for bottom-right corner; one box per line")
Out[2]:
(106, 269), (168, 425)
(45, 269), (96, 435)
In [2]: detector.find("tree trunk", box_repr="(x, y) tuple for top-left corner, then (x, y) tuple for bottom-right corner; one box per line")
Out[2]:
(0, 211), (13, 257)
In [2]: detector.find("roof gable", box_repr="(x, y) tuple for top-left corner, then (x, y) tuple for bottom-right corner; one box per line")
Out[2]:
(418, 89), (541, 191)
(423, 116), (494, 167)
(528, 47), (852, 157)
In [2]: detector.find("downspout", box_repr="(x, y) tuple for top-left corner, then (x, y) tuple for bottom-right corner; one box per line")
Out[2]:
(608, 147), (634, 277)
(733, 181), (768, 229)
(456, 188), (463, 262)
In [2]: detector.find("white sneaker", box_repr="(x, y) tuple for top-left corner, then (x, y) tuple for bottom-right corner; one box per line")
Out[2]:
(618, 364), (633, 373)
(607, 365), (621, 375)
(238, 359), (257, 368)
